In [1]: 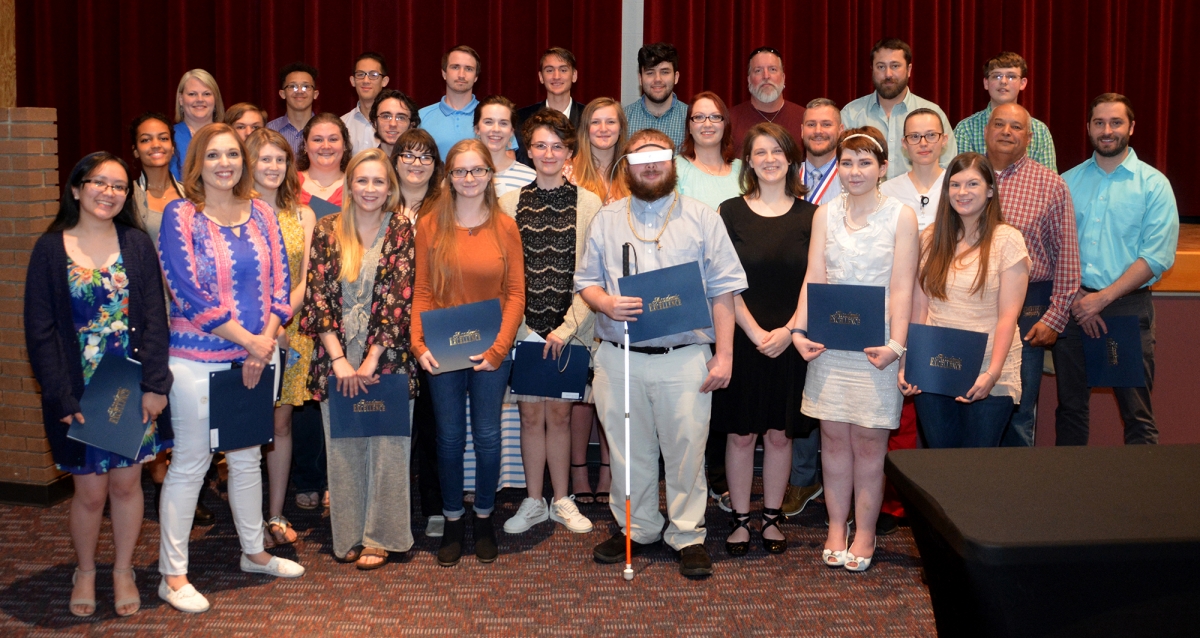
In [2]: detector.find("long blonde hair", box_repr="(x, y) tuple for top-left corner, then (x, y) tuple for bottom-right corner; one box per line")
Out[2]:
(427, 139), (506, 306)
(339, 148), (401, 283)
(572, 97), (630, 203)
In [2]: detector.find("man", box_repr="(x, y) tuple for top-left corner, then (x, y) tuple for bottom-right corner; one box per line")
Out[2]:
(419, 45), (503, 160)
(842, 38), (956, 179)
(342, 52), (390, 155)
(576, 128), (747, 578)
(956, 52), (1057, 172)
(515, 47), (585, 167)
(369, 89), (420, 156)
(799, 98), (845, 206)
(267, 62), (320, 155)
(1056, 94), (1179, 445)
(624, 43), (689, 151)
(729, 46), (806, 148)
(985, 103), (1079, 447)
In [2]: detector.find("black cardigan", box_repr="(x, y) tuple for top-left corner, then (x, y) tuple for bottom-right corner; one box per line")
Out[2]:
(24, 225), (174, 467)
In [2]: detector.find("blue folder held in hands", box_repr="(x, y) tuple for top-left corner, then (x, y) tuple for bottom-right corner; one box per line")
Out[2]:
(420, 298), (503, 374)
(328, 373), (411, 438)
(208, 365), (276, 452)
(69, 354), (150, 461)
(617, 261), (712, 343)
(509, 342), (590, 400)
(807, 283), (886, 352)
(1082, 315), (1146, 388)
(1018, 280), (1054, 341)
(309, 197), (340, 219)
(905, 324), (990, 398)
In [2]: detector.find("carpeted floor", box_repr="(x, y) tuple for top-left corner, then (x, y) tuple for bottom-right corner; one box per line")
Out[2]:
(0, 475), (935, 636)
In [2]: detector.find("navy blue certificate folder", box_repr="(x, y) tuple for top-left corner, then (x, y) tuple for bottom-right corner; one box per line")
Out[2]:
(807, 283), (886, 352)
(69, 355), (149, 460)
(1082, 315), (1146, 388)
(328, 373), (411, 438)
(905, 324), (989, 398)
(1018, 280), (1054, 340)
(421, 298), (503, 374)
(309, 197), (340, 219)
(509, 342), (590, 400)
(618, 261), (711, 343)
(208, 365), (276, 452)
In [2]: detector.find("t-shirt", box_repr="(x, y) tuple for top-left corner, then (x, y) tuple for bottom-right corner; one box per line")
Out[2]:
(729, 100), (807, 153)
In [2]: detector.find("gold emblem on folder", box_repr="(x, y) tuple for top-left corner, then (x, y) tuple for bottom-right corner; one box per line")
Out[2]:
(1022, 304), (1047, 318)
(449, 330), (482, 346)
(829, 311), (861, 325)
(929, 354), (963, 371)
(107, 388), (131, 424)
(1106, 338), (1119, 366)
(353, 400), (387, 413)
(648, 295), (682, 312)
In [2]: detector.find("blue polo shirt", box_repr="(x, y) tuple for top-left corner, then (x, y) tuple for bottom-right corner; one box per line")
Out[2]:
(169, 122), (193, 181)
(419, 95), (520, 160)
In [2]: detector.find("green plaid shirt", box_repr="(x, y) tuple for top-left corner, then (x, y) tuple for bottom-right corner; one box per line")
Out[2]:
(954, 103), (1058, 173)
(625, 94), (689, 152)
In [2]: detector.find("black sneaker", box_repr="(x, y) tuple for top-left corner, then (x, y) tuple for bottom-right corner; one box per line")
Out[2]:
(437, 517), (466, 566)
(593, 532), (658, 564)
(876, 512), (900, 536)
(474, 514), (498, 563)
(194, 497), (216, 527)
(678, 544), (713, 578)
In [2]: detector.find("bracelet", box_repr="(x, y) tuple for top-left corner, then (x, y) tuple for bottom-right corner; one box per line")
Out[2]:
(330, 354), (346, 363)
(790, 328), (808, 337)
(886, 339), (906, 357)
(980, 370), (994, 379)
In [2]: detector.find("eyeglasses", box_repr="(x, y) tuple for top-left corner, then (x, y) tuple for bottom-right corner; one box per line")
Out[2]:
(904, 132), (944, 144)
(81, 180), (129, 195)
(449, 167), (491, 179)
(689, 114), (725, 124)
(987, 72), (1022, 83)
(354, 71), (385, 81)
(284, 83), (316, 93)
(529, 142), (568, 154)
(377, 113), (410, 123)
(399, 152), (434, 165)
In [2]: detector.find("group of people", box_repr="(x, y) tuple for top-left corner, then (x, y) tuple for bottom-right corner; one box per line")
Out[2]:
(24, 37), (1179, 617)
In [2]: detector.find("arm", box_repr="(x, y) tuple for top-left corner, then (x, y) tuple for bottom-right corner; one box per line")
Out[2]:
(547, 195), (601, 357)
(130, 231), (172, 422)
(1029, 183), (1079, 345)
(961, 237), (1030, 403)
(23, 238), (80, 421)
(865, 205), (919, 370)
(411, 218), (440, 373)
(898, 272), (931, 396)
(699, 291), (735, 393)
(287, 205), (317, 322)
(478, 220), (526, 370)
(365, 214), (414, 353)
(319, 330), (368, 398)
(789, 205), (829, 361)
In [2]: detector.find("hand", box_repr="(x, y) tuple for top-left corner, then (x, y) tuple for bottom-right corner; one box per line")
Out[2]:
(469, 354), (498, 372)
(699, 352), (732, 393)
(791, 333), (826, 362)
(60, 412), (85, 426)
(242, 355), (267, 389)
(897, 368), (921, 396)
(142, 392), (168, 424)
(355, 356), (381, 388)
(275, 328), (289, 352)
(244, 333), (276, 362)
(957, 371), (998, 403)
(1071, 290), (1109, 325)
(417, 351), (439, 374)
(1079, 315), (1108, 339)
(333, 357), (367, 397)
(1023, 321), (1059, 347)
(543, 333), (566, 360)
(756, 328), (792, 359)
(864, 345), (899, 371)
(602, 295), (643, 322)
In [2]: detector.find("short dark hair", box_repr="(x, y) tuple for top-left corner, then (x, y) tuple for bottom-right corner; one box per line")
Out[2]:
(390, 129), (445, 211)
(354, 51), (389, 77)
(870, 38), (912, 65)
(442, 45), (481, 73)
(297, 112), (352, 172)
(473, 95), (517, 129)
(521, 108), (577, 155)
(983, 52), (1028, 79)
(129, 112), (175, 149)
(637, 42), (679, 73)
(370, 89), (421, 131)
(1089, 92), (1136, 122)
(49, 152), (142, 233)
(539, 47), (576, 71)
(278, 62), (319, 89)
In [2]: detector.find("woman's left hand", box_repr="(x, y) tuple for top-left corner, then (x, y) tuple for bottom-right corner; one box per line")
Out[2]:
(756, 328), (792, 359)
(957, 371), (998, 403)
(470, 354), (498, 372)
(356, 356), (381, 387)
(242, 354), (267, 389)
(864, 346), (899, 371)
(142, 392), (168, 424)
(543, 334), (566, 360)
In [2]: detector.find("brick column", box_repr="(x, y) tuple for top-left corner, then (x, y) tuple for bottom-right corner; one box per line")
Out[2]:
(0, 106), (67, 506)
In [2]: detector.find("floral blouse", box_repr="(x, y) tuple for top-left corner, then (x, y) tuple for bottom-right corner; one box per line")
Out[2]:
(301, 212), (418, 400)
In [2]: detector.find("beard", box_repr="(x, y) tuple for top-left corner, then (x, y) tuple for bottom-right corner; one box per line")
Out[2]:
(749, 82), (784, 104)
(803, 136), (836, 158)
(627, 163), (679, 202)
(1090, 132), (1130, 158)
(874, 76), (908, 100)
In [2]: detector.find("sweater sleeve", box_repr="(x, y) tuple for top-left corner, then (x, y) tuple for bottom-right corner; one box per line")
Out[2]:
(409, 216), (434, 360)
(130, 230), (173, 396)
(549, 188), (600, 345)
(485, 217), (526, 368)
(24, 236), (79, 418)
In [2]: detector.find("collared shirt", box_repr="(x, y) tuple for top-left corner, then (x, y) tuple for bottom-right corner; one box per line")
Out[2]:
(993, 155), (1080, 331)
(624, 94), (690, 151)
(341, 106), (377, 156)
(1063, 148), (1179, 290)
(841, 89), (958, 179)
(803, 158), (842, 206)
(169, 122), (193, 181)
(955, 102), (1058, 173)
(575, 192), (748, 347)
(267, 115), (306, 156)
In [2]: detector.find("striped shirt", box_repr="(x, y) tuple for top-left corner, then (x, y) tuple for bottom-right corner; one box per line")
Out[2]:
(955, 103), (1058, 173)
(492, 161), (537, 197)
(267, 115), (306, 156)
(624, 94), (689, 151)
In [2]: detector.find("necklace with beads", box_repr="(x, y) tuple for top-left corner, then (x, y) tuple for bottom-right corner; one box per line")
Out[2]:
(841, 191), (884, 232)
(626, 192), (677, 250)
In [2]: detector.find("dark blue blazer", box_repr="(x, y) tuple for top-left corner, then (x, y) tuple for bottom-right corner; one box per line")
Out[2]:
(24, 224), (173, 467)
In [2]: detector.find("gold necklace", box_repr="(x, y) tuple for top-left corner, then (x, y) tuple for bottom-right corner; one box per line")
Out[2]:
(626, 192), (677, 250)
(691, 158), (727, 176)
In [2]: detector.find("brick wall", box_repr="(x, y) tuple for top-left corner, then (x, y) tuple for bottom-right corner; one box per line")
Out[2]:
(0, 106), (63, 504)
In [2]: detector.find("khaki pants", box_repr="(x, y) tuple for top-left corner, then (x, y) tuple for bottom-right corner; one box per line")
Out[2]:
(593, 341), (711, 549)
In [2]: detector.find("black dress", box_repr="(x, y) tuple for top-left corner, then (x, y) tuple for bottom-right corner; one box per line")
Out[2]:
(711, 196), (819, 437)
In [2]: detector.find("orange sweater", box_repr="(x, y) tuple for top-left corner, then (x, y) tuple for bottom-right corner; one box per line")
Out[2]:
(411, 213), (525, 369)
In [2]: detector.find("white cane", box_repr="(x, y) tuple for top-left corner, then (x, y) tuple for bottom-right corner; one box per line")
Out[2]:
(622, 244), (634, 581)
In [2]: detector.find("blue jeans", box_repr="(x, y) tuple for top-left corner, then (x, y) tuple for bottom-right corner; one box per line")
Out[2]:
(1003, 343), (1043, 447)
(789, 430), (821, 487)
(914, 393), (1015, 449)
(426, 360), (512, 518)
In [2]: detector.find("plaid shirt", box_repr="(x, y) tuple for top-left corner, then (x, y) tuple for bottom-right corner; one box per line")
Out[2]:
(993, 155), (1079, 332)
(956, 103), (1058, 173)
(624, 94), (689, 151)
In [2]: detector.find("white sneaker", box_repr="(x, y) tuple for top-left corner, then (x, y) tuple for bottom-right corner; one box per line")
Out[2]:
(157, 580), (210, 613)
(503, 497), (548, 534)
(550, 496), (594, 533)
(240, 554), (305, 578)
(426, 515), (445, 538)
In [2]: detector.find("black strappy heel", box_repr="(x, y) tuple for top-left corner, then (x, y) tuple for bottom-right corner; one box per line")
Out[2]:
(570, 463), (594, 504)
(762, 508), (788, 554)
(595, 463), (611, 504)
(726, 512), (751, 557)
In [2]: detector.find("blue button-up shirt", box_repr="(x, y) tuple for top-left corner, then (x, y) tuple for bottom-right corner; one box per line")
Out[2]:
(624, 94), (689, 152)
(169, 122), (193, 181)
(1062, 148), (1179, 289)
(840, 89), (958, 179)
(266, 115), (306, 156)
(575, 192), (748, 347)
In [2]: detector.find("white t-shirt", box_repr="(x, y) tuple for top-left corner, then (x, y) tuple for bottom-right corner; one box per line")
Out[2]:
(880, 170), (945, 231)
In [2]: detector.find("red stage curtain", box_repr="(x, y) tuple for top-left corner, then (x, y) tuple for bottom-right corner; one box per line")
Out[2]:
(16, 0), (622, 185)
(644, 0), (1197, 218)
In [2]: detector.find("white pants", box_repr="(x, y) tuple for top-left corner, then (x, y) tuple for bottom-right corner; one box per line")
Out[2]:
(159, 352), (281, 576)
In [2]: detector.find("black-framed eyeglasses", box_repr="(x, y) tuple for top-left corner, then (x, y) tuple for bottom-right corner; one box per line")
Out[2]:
(689, 114), (725, 124)
(904, 132), (943, 144)
(399, 152), (434, 166)
(377, 113), (410, 123)
(354, 70), (385, 81)
(81, 180), (129, 195)
(449, 167), (491, 179)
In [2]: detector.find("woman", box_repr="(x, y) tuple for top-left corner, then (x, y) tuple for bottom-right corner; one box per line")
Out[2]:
(474, 96), (536, 196)
(714, 123), (818, 556)
(301, 148), (419, 569)
(676, 91), (743, 210)
(499, 109), (601, 536)
(900, 153), (1030, 448)
(245, 129), (317, 548)
(370, 89), (420, 157)
(412, 139), (525, 566)
(881, 108), (948, 232)
(298, 112), (352, 221)
(567, 97), (630, 205)
(158, 123), (304, 613)
(169, 69), (225, 180)
(25, 152), (172, 617)
(789, 127), (919, 572)
(224, 103), (268, 141)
